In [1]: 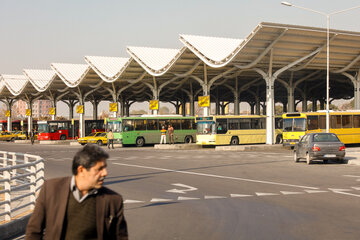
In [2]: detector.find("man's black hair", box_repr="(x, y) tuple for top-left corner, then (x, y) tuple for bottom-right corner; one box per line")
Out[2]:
(72, 144), (109, 175)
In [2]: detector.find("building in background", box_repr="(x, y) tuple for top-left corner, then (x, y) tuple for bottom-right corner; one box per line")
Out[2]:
(14, 100), (52, 119)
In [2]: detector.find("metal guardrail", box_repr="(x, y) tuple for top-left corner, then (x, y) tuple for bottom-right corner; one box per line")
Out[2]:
(0, 151), (44, 222)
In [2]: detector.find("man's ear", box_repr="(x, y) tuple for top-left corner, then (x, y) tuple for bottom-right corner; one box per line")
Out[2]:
(77, 165), (85, 175)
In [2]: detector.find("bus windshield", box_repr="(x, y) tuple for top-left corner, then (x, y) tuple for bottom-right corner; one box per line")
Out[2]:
(108, 121), (122, 133)
(38, 124), (49, 133)
(197, 121), (216, 135)
(283, 118), (306, 132)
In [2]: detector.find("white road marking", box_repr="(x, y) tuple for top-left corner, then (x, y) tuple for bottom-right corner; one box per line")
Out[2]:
(230, 194), (253, 198)
(256, 192), (279, 196)
(333, 191), (360, 198)
(178, 196), (200, 201)
(280, 191), (304, 195)
(166, 183), (198, 194)
(351, 187), (360, 190)
(150, 198), (173, 203)
(343, 175), (360, 178)
(124, 199), (145, 204)
(112, 162), (319, 190)
(204, 195), (227, 199)
(328, 188), (353, 192)
(304, 190), (329, 194)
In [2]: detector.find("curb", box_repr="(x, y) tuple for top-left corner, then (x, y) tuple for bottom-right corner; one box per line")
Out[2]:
(154, 144), (202, 150)
(0, 214), (30, 240)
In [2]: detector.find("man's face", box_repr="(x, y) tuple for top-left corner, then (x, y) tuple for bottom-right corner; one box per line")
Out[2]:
(82, 159), (108, 190)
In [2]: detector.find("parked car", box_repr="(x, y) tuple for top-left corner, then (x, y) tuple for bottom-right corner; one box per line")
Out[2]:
(87, 132), (108, 146)
(0, 131), (16, 142)
(12, 131), (26, 140)
(294, 132), (345, 164)
(78, 132), (105, 145)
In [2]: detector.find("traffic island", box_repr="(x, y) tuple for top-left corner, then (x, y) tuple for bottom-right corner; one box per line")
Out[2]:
(154, 143), (202, 150)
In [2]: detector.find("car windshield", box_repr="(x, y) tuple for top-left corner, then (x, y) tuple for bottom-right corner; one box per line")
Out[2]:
(283, 118), (306, 132)
(87, 132), (97, 137)
(313, 133), (340, 142)
(99, 133), (107, 137)
(197, 121), (216, 135)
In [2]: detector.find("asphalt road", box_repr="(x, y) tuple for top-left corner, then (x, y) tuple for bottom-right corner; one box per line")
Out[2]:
(2, 142), (360, 240)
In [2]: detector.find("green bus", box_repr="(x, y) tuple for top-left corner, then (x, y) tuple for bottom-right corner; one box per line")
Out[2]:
(106, 115), (197, 147)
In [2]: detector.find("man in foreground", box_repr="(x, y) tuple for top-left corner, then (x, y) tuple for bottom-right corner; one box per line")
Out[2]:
(25, 144), (128, 240)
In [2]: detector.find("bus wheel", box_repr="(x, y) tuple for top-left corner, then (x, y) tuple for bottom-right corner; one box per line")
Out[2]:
(60, 135), (67, 140)
(97, 140), (103, 146)
(184, 136), (193, 144)
(136, 137), (145, 147)
(230, 137), (239, 145)
(276, 135), (283, 144)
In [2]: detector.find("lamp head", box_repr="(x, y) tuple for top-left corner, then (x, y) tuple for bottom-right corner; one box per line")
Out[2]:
(281, 2), (293, 7)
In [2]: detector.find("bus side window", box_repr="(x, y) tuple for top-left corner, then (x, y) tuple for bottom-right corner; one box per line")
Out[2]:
(146, 119), (158, 130)
(123, 120), (134, 132)
(170, 119), (180, 130)
(342, 115), (352, 128)
(307, 116), (319, 130)
(354, 115), (360, 128)
(217, 119), (227, 133)
(229, 119), (240, 130)
(330, 115), (341, 129)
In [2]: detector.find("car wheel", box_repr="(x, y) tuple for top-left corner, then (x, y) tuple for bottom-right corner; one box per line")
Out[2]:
(80, 143), (86, 145)
(184, 135), (193, 144)
(338, 157), (344, 164)
(306, 153), (311, 165)
(323, 159), (328, 164)
(276, 135), (283, 144)
(294, 151), (299, 162)
(97, 140), (103, 146)
(10, 137), (15, 142)
(60, 135), (66, 140)
(230, 137), (239, 145)
(136, 137), (145, 147)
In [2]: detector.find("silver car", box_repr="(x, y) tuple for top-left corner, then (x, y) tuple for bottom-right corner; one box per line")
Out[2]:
(294, 133), (345, 164)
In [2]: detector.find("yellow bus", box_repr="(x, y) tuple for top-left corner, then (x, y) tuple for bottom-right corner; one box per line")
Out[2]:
(282, 111), (360, 146)
(195, 115), (283, 145)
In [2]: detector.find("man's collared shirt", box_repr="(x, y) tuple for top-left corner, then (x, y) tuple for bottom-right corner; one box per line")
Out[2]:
(70, 176), (98, 203)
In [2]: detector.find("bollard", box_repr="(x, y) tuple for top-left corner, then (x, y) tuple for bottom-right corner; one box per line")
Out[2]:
(4, 170), (11, 221)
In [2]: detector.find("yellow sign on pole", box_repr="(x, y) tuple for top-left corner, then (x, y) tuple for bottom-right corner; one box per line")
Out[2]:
(49, 108), (55, 115)
(149, 100), (159, 110)
(71, 119), (74, 125)
(26, 109), (31, 116)
(5, 110), (10, 117)
(104, 118), (107, 125)
(109, 103), (118, 112)
(21, 120), (24, 126)
(76, 105), (84, 114)
(198, 96), (210, 107)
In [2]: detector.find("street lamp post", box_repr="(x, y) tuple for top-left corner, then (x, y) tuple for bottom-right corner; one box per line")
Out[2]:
(281, 2), (360, 133)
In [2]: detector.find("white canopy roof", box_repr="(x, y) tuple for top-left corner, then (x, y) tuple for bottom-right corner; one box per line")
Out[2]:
(23, 69), (57, 92)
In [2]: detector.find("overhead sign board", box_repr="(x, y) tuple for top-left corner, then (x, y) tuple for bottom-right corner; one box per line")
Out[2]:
(76, 105), (84, 114)
(109, 103), (118, 112)
(149, 100), (159, 110)
(49, 108), (55, 115)
(198, 96), (210, 107)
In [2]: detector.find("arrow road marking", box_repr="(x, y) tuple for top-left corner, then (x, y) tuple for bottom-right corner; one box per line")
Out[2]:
(166, 183), (198, 194)
(332, 191), (360, 198)
(304, 190), (329, 194)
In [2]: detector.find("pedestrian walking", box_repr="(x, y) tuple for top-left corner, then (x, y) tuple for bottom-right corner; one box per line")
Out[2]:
(107, 129), (114, 149)
(168, 124), (174, 144)
(30, 129), (35, 145)
(25, 144), (128, 240)
(160, 126), (167, 144)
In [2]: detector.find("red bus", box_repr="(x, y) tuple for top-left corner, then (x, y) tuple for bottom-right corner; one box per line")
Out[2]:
(37, 120), (105, 140)
(0, 120), (37, 132)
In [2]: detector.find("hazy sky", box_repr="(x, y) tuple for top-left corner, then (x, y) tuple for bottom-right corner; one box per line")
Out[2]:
(1, 0), (360, 115)
(1, 0), (360, 74)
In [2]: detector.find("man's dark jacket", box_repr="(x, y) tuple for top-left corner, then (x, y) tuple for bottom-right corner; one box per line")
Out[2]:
(25, 177), (128, 240)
